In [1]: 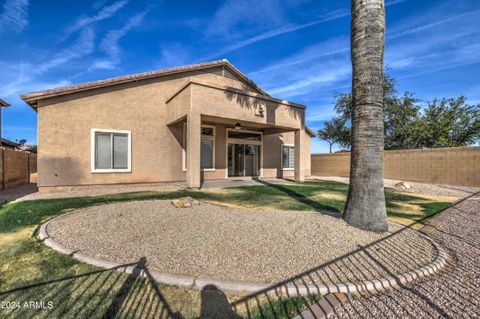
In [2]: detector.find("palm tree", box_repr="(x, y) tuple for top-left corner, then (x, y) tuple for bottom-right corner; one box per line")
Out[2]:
(343, 0), (388, 232)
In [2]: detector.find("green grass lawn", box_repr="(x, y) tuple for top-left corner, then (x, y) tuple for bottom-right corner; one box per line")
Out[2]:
(0, 181), (454, 318)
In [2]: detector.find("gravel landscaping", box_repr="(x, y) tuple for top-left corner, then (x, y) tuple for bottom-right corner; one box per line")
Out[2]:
(329, 192), (480, 319)
(46, 200), (438, 286)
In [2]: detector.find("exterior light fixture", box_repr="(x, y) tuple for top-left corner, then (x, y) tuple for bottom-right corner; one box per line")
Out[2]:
(234, 122), (242, 130)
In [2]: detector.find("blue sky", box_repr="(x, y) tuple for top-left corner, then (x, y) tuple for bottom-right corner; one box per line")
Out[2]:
(0, 0), (479, 153)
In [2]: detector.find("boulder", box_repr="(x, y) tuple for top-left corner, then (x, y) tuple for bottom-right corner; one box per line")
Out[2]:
(395, 181), (412, 190)
(171, 197), (200, 208)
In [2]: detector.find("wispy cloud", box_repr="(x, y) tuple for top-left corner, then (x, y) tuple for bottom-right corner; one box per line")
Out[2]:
(268, 65), (350, 98)
(156, 43), (193, 69)
(0, 0), (29, 34)
(389, 10), (480, 39)
(206, 9), (348, 59)
(251, 37), (349, 75)
(0, 29), (94, 99)
(206, 0), (406, 59)
(37, 28), (95, 74)
(205, 0), (287, 38)
(61, 0), (129, 40)
(90, 10), (149, 71)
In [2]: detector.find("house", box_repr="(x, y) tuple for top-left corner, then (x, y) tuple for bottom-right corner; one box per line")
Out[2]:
(0, 98), (10, 142)
(1, 138), (21, 149)
(21, 60), (315, 190)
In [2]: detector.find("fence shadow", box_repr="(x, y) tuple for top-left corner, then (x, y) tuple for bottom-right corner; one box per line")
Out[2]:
(0, 258), (182, 319)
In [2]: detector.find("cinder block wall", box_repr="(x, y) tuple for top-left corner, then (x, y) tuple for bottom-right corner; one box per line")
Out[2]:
(0, 149), (37, 190)
(311, 146), (480, 187)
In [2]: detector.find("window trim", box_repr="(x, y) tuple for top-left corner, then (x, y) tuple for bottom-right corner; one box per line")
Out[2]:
(182, 123), (216, 172)
(91, 128), (132, 173)
(282, 144), (295, 171)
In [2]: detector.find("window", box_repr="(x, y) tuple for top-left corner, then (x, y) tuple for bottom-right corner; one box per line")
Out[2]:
(282, 145), (295, 170)
(201, 125), (215, 170)
(91, 129), (131, 172)
(201, 140), (214, 169)
(182, 124), (215, 171)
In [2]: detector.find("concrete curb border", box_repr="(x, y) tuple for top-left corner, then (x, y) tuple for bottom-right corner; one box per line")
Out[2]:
(38, 214), (450, 296)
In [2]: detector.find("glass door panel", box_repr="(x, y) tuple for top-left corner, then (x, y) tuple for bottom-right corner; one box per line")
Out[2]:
(245, 145), (260, 176)
(233, 144), (245, 176)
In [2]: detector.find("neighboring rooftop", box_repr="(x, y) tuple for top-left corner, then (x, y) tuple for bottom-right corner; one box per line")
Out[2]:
(1, 138), (21, 149)
(0, 98), (10, 107)
(20, 60), (268, 108)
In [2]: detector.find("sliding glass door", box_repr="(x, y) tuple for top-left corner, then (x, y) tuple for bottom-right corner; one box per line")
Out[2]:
(227, 129), (262, 178)
(228, 143), (261, 177)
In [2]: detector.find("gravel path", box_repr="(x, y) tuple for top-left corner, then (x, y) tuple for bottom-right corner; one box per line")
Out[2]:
(46, 200), (436, 285)
(329, 192), (480, 319)
(311, 176), (480, 199)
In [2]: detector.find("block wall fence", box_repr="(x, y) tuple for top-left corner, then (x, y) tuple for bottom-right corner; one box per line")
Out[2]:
(311, 146), (480, 187)
(0, 148), (37, 190)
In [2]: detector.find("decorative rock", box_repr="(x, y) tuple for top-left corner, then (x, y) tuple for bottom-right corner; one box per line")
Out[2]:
(395, 181), (411, 190)
(171, 196), (200, 208)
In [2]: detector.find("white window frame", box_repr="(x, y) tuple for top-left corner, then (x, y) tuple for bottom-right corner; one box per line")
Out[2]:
(91, 128), (132, 173)
(182, 123), (216, 172)
(282, 144), (295, 171)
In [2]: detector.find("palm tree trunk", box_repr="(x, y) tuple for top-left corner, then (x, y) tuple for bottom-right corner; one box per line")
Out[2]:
(343, 0), (388, 232)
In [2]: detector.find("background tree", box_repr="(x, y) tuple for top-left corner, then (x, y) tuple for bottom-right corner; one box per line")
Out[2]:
(317, 117), (349, 153)
(343, 0), (388, 232)
(328, 75), (421, 150)
(413, 96), (480, 147)
(319, 75), (480, 150)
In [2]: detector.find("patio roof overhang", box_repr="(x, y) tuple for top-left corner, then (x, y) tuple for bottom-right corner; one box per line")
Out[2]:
(165, 78), (306, 132)
(166, 79), (309, 188)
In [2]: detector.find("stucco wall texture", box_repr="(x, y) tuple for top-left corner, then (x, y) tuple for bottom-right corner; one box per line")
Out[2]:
(36, 67), (311, 188)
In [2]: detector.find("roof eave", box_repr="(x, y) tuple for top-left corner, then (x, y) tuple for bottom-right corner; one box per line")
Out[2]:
(305, 127), (317, 137)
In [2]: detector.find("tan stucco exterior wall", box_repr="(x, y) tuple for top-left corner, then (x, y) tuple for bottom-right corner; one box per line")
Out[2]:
(263, 130), (311, 179)
(37, 68), (311, 188)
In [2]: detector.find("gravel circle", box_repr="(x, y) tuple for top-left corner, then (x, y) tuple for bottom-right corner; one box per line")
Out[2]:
(47, 200), (437, 285)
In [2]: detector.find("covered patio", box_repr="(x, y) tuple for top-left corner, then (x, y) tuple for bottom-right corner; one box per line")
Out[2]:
(165, 78), (311, 188)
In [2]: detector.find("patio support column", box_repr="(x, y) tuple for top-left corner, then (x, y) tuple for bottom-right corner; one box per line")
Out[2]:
(294, 128), (305, 182)
(187, 112), (201, 188)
